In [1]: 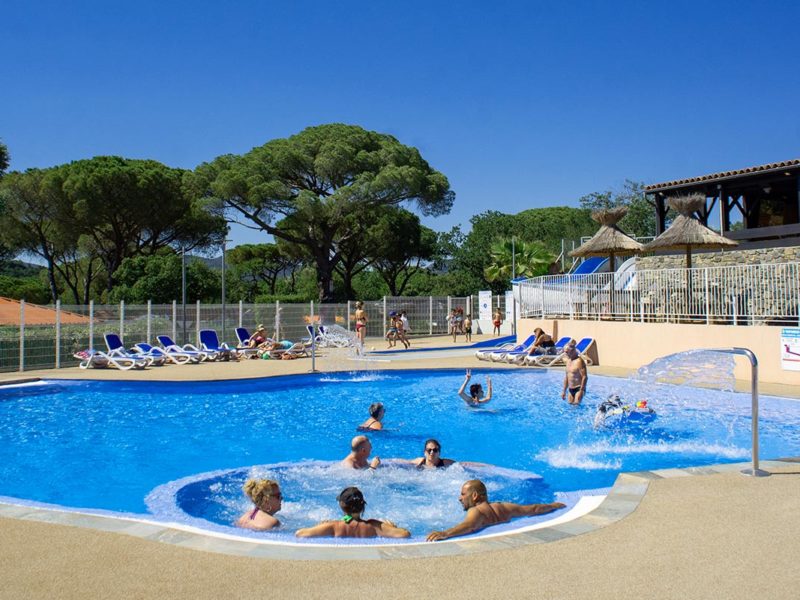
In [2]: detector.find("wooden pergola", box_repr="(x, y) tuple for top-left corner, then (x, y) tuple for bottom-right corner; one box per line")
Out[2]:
(644, 159), (800, 247)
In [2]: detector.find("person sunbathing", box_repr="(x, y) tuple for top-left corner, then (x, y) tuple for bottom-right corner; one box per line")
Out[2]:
(527, 327), (556, 355)
(295, 487), (410, 539)
(235, 478), (282, 531)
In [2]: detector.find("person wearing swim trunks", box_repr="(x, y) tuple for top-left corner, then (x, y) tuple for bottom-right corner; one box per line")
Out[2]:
(492, 310), (502, 336)
(295, 487), (410, 539)
(426, 479), (565, 541)
(463, 314), (472, 342)
(385, 312), (398, 348)
(235, 478), (282, 531)
(341, 435), (381, 469)
(354, 301), (368, 344)
(561, 342), (587, 405)
(358, 402), (385, 431)
(458, 369), (492, 406)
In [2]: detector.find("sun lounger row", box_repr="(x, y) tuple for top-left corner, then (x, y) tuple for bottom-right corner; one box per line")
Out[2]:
(474, 336), (595, 368)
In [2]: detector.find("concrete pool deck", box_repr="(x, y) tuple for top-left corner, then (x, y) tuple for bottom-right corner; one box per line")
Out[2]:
(1, 334), (798, 598)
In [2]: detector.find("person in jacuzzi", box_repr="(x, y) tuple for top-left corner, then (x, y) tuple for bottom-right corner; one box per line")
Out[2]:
(409, 438), (456, 469)
(295, 486), (410, 539)
(357, 402), (385, 431)
(426, 479), (565, 542)
(341, 435), (381, 469)
(235, 478), (282, 531)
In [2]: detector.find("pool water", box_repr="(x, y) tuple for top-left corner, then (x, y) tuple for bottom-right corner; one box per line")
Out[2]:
(0, 370), (798, 538)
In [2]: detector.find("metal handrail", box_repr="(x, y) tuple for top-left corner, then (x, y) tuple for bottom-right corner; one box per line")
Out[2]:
(707, 347), (769, 477)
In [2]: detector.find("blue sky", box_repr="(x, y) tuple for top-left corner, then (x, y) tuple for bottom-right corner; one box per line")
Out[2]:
(3, 0), (799, 247)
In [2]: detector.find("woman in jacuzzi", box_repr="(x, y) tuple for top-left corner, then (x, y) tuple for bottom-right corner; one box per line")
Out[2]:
(235, 478), (283, 531)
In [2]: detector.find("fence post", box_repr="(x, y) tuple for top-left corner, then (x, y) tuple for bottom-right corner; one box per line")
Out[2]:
(347, 300), (351, 332)
(276, 300), (280, 339)
(310, 300), (314, 328)
(55, 300), (61, 369)
(383, 297), (387, 334)
(732, 294), (738, 326)
(429, 296), (433, 335)
(467, 295), (472, 319)
(172, 300), (177, 344)
(19, 300), (25, 372)
(147, 299), (152, 343)
(239, 300), (243, 329)
(540, 280), (545, 318)
(704, 269), (710, 325)
(89, 300), (94, 351)
(640, 297), (644, 323)
(196, 300), (201, 344)
(119, 300), (125, 343)
(568, 276), (574, 320)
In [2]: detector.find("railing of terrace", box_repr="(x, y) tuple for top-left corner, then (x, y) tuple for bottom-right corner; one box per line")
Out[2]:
(0, 295), (505, 373)
(516, 262), (800, 326)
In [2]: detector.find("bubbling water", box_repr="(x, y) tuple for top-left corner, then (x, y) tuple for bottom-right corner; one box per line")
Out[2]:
(633, 349), (736, 391)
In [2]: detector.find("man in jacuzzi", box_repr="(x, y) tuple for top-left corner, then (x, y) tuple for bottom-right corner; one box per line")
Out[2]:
(341, 435), (381, 469)
(426, 479), (565, 542)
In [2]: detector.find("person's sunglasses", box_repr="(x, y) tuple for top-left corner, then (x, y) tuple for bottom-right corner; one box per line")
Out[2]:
(425, 447), (440, 454)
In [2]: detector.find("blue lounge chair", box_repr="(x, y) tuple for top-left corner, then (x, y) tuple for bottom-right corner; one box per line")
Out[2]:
(134, 342), (194, 365)
(486, 334), (538, 362)
(234, 327), (263, 358)
(199, 329), (236, 361)
(104, 333), (161, 367)
(475, 334), (536, 361)
(157, 334), (211, 362)
(541, 337), (596, 368)
(523, 336), (574, 366)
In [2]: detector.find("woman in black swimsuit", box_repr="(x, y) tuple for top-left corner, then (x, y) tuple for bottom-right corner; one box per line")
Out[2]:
(414, 439), (456, 469)
(357, 402), (384, 431)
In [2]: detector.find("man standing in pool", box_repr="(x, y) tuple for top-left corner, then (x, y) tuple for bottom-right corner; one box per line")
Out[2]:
(426, 479), (565, 542)
(458, 369), (492, 406)
(341, 435), (381, 469)
(561, 342), (587, 405)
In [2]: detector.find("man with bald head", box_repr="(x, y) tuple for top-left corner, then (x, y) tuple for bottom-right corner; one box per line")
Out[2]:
(426, 479), (565, 541)
(341, 435), (381, 469)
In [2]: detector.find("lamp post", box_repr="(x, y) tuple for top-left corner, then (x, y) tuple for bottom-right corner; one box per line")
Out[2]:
(221, 239), (231, 340)
(181, 245), (187, 344)
(512, 236), (517, 335)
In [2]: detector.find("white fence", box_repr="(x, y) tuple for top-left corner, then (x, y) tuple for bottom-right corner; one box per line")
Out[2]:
(517, 262), (800, 326)
(0, 294), (507, 373)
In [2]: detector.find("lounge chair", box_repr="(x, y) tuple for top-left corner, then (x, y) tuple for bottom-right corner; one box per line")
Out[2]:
(157, 334), (212, 362)
(134, 342), (194, 365)
(267, 340), (310, 360)
(521, 336), (574, 366)
(74, 349), (147, 370)
(104, 333), (161, 366)
(487, 334), (538, 362)
(475, 334), (536, 361)
(199, 329), (237, 361)
(538, 337), (595, 368)
(234, 327), (263, 358)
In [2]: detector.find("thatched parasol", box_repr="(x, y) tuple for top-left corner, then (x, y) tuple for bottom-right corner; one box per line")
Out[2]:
(642, 194), (738, 269)
(569, 206), (644, 272)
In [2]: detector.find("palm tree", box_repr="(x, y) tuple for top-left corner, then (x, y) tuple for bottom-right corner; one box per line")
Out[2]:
(484, 238), (553, 283)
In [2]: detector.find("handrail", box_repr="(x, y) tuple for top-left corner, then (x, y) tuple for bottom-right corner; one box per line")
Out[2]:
(706, 347), (769, 477)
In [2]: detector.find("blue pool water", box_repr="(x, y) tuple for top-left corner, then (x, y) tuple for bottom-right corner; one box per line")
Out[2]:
(1, 369), (798, 539)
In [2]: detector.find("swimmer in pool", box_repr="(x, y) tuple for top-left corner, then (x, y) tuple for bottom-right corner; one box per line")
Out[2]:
(341, 435), (381, 469)
(458, 369), (492, 406)
(426, 479), (565, 542)
(235, 478), (282, 531)
(295, 486), (410, 539)
(357, 402), (385, 431)
(410, 439), (456, 469)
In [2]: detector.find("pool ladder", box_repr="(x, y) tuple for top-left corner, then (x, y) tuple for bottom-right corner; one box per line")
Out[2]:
(708, 348), (769, 477)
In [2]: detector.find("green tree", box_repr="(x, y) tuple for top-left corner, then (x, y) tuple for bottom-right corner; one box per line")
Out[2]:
(484, 239), (554, 283)
(226, 243), (302, 301)
(372, 209), (437, 296)
(188, 124), (454, 303)
(110, 252), (220, 303)
(0, 139), (9, 178)
(0, 274), (50, 303)
(578, 180), (655, 238)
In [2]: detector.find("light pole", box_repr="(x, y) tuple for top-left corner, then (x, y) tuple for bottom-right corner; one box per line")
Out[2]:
(181, 245), (187, 344)
(512, 236), (517, 336)
(221, 239), (230, 341)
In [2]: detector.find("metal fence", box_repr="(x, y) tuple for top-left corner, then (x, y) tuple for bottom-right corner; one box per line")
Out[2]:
(0, 294), (506, 373)
(517, 262), (800, 326)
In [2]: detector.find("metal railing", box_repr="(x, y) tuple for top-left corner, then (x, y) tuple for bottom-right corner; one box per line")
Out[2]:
(0, 294), (508, 373)
(517, 262), (800, 326)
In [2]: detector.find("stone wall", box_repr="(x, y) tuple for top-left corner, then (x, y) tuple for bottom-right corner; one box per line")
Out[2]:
(636, 246), (800, 270)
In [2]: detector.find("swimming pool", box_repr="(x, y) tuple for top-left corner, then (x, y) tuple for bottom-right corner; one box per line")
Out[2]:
(1, 369), (798, 542)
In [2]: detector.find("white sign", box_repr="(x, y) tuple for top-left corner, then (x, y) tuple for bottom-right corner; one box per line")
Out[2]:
(780, 327), (800, 371)
(478, 291), (492, 321)
(505, 291), (514, 323)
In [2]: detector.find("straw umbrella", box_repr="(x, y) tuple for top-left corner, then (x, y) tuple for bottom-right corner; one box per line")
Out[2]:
(569, 207), (644, 316)
(642, 194), (738, 269)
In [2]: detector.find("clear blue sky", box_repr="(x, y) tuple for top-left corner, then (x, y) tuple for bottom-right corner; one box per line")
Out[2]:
(3, 0), (799, 247)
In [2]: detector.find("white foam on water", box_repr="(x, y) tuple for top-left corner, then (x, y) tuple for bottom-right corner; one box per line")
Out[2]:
(538, 440), (749, 470)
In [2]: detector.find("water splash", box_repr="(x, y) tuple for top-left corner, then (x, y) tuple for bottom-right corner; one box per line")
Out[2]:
(632, 349), (736, 391)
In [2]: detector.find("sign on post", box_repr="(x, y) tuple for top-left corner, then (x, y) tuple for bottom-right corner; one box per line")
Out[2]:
(478, 291), (492, 321)
(780, 327), (800, 371)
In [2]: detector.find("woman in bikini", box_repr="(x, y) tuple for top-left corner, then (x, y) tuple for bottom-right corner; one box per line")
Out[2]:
(357, 402), (385, 431)
(295, 487), (410, 539)
(412, 439), (456, 469)
(354, 301), (368, 344)
(235, 478), (282, 531)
